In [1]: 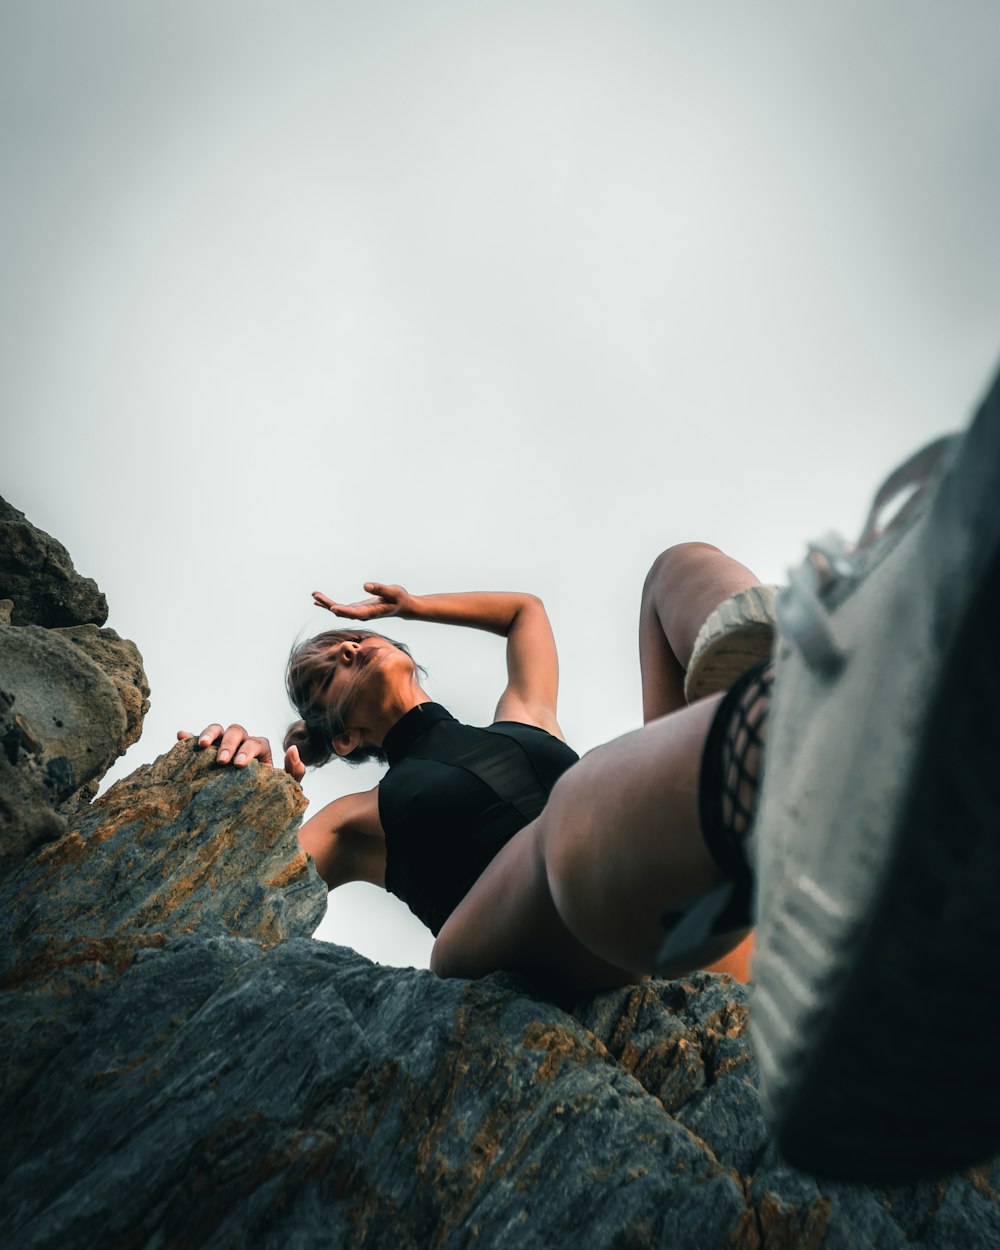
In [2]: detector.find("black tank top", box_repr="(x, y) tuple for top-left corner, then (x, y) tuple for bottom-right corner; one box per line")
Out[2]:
(378, 702), (579, 935)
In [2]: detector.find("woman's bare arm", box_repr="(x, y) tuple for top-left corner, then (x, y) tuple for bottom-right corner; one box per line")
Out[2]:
(314, 582), (563, 738)
(297, 787), (386, 890)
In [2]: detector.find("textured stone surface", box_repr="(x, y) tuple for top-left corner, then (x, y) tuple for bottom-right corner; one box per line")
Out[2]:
(0, 685), (69, 873)
(0, 622), (127, 791)
(0, 620), (150, 879)
(2, 940), (751, 1250)
(3, 740), (1000, 1249)
(0, 501), (149, 879)
(53, 623), (150, 753)
(0, 496), (108, 627)
(1, 741), (321, 966)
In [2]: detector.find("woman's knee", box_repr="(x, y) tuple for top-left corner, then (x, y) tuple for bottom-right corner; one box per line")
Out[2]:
(642, 543), (722, 602)
(642, 543), (761, 671)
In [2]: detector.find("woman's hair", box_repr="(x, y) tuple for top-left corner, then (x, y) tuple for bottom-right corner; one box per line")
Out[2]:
(283, 629), (423, 768)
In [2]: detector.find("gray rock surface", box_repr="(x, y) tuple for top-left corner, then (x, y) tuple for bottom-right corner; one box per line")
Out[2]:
(3, 739), (999, 1249)
(53, 623), (149, 754)
(1, 741), (320, 962)
(0, 684), (69, 871)
(0, 622), (127, 792)
(0, 496), (108, 627)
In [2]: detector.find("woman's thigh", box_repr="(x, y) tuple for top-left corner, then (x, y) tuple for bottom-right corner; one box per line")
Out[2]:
(434, 696), (739, 984)
(431, 817), (642, 992)
(540, 695), (727, 971)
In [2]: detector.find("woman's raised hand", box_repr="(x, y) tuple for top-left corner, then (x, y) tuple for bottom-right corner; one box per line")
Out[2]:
(176, 724), (306, 783)
(312, 582), (413, 621)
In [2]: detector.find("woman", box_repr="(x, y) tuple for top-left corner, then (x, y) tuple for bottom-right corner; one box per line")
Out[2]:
(182, 372), (1000, 1180)
(181, 541), (771, 990)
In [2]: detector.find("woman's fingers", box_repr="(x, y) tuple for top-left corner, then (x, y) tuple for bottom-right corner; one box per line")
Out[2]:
(177, 726), (228, 749)
(342, 599), (382, 618)
(312, 591), (366, 617)
(313, 584), (406, 617)
(284, 744), (306, 783)
(178, 723), (273, 768)
(219, 726), (273, 767)
(232, 736), (274, 766)
(215, 725), (247, 764)
(312, 591), (384, 619)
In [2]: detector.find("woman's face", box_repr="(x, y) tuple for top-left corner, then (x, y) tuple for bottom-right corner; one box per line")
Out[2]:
(321, 635), (414, 721)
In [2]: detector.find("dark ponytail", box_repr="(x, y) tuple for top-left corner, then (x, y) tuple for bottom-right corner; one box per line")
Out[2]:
(282, 717), (335, 769)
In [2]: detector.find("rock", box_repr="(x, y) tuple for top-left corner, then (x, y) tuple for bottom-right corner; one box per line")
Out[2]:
(0, 496), (108, 627)
(0, 500), (149, 879)
(3, 739), (999, 1249)
(2, 938), (753, 1250)
(1, 740), (322, 961)
(0, 622), (127, 792)
(0, 619), (149, 880)
(53, 624), (150, 753)
(0, 685), (69, 875)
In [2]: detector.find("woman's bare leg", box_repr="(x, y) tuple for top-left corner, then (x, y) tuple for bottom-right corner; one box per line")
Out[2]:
(541, 696), (744, 972)
(432, 694), (756, 987)
(638, 544), (763, 980)
(639, 543), (762, 722)
(430, 812), (645, 992)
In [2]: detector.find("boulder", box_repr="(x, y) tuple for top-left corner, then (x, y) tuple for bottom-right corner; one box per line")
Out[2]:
(53, 623), (149, 753)
(1, 740), (320, 958)
(0, 685), (70, 875)
(0, 501), (149, 878)
(0, 496), (108, 628)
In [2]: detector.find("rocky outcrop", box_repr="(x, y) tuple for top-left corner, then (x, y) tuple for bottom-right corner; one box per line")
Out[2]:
(0, 497), (149, 876)
(1, 741), (319, 961)
(2, 502), (1000, 1248)
(0, 497), (108, 628)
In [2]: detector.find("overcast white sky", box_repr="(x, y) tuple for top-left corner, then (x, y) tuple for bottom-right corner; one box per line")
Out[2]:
(4, 2), (999, 970)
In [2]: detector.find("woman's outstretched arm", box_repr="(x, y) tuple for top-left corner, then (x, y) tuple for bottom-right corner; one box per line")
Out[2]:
(314, 582), (562, 737)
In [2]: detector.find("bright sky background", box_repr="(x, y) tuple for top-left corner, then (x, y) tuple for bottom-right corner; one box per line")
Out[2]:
(4, 2), (999, 971)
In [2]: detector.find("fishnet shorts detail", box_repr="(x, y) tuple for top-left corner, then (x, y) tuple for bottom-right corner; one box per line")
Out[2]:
(697, 656), (774, 930)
